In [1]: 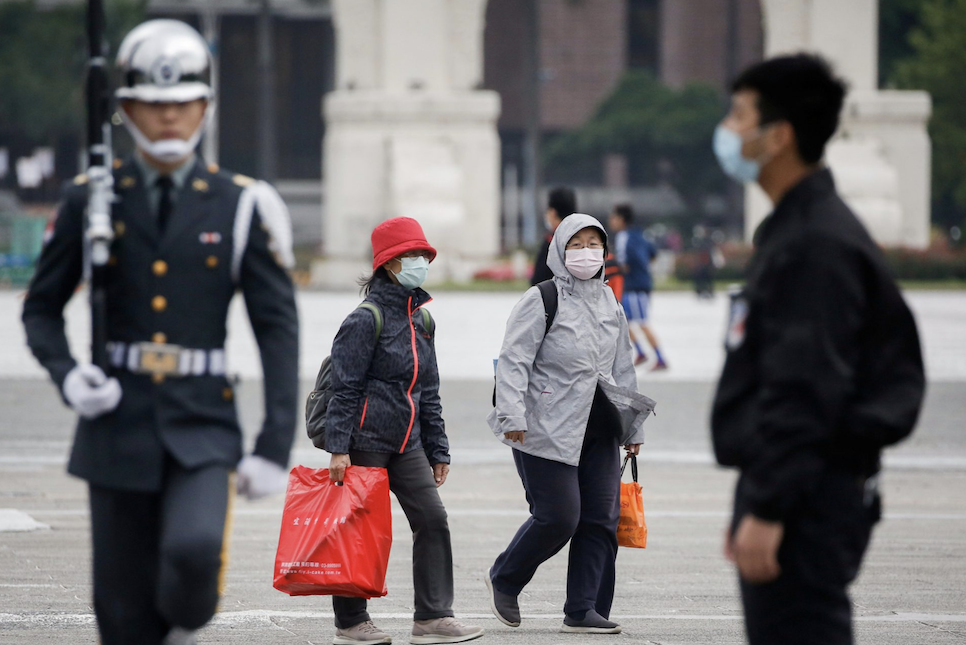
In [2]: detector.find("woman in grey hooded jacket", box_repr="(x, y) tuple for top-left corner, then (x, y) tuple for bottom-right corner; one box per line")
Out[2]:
(485, 214), (655, 635)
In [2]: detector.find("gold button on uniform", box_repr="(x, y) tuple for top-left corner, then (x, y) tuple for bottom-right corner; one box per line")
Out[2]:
(108, 255), (118, 267)
(152, 374), (166, 384)
(152, 332), (167, 344)
(152, 295), (167, 312)
(223, 388), (234, 402)
(114, 221), (126, 236)
(153, 260), (168, 277)
(206, 255), (219, 269)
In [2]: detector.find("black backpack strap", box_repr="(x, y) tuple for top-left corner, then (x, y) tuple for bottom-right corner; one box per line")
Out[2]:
(536, 279), (558, 336)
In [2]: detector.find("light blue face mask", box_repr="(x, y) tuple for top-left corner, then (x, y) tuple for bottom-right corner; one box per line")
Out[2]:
(393, 256), (430, 290)
(713, 124), (762, 184)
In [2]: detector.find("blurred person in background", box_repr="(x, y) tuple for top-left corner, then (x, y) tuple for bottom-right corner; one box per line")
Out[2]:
(691, 224), (719, 299)
(531, 186), (576, 285)
(609, 204), (668, 370)
(711, 54), (924, 645)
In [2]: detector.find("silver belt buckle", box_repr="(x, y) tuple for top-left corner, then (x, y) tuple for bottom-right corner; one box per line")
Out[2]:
(134, 342), (183, 376)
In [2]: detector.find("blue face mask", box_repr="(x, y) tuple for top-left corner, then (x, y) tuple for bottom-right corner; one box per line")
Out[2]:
(713, 124), (762, 184)
(393, 256), (430, 290)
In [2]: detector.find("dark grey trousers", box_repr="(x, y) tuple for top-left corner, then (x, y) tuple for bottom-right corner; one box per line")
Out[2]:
(89, 460), (231, 645)
(333, 449), (455, 628)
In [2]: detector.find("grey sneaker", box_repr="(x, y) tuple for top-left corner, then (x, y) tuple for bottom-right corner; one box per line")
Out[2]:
(163, 627), (197, 645)
(411, 617), (484, 644)
(334, 620), (393, 644)
(484, 569), (520, 627)
(560, 609), (621, 634)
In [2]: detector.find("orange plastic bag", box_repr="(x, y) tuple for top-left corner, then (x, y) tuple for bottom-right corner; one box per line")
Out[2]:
(273, 465), (392, 598)
(617, 454), (647, 549)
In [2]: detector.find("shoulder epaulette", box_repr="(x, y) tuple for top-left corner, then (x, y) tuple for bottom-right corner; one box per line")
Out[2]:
(232, 174), (256, 187)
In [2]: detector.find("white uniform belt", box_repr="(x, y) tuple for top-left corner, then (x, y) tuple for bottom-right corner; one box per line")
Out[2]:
(107, 341), (227, 377)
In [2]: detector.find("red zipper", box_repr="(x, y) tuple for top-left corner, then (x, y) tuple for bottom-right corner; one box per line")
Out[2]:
(399, 296), (419, 453)
(359, 397), (369, 428)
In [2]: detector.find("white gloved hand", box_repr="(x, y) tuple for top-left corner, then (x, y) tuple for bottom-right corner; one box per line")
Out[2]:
(236, 454), (289, 500)
(62, 364), (123, 420)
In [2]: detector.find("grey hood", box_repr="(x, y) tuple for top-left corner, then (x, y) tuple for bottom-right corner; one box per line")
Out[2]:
(487, 213), (655, 466)
(546, 213), (609, 285)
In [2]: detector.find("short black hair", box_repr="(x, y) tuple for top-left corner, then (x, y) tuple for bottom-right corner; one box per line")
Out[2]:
(358, 266), (391, 296)
(731, 54), (847, 164)
(548, 187), (577, 219)
(612, 203), (634, 224)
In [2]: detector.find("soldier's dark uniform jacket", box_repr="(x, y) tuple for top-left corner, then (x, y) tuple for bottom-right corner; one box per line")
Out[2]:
(711, 169), (925, 522)
(22, 157), (299, 492)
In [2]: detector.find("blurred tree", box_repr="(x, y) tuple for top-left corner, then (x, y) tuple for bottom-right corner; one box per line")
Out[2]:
(893, 0), (966, 232)
(0, 1), (145, 149)
(879, 0), (923, 87)
(542, 70), (725, 218)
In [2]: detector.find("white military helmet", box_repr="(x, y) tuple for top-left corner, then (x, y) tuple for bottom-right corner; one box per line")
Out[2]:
(115, 19), (212, 103)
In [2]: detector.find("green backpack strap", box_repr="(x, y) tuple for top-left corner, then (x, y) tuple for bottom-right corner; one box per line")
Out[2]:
(420, 308), (435, 335)
(357, 302), (383, 341)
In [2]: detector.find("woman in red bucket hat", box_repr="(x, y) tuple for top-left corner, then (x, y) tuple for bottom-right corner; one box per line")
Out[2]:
(322, 217), (484, 645)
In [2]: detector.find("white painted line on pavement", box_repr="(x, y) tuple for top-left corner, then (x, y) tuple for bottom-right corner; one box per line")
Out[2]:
(1, 610), (965, 626)
(0, 508), (49, 532)
(19, 508), (966, 521)
(6, 448), (966, 471)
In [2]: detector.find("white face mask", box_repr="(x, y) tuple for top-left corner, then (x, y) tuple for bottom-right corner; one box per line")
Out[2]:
(392, 256), (430, 290)
(119, 104), (210, 164)
(565, 248), (604, 280)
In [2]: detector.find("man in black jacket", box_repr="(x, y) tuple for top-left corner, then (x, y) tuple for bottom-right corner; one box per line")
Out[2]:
(21, 20), (299, 645)
(710, 54), (924, 645)
(530, 187), (576, 285)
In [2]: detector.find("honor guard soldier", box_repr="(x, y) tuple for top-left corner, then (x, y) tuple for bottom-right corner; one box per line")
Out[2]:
(21, 20), (299, 645)
(710, 54), (925, 645)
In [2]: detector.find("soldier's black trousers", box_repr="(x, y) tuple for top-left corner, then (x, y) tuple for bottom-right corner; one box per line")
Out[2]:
(89, 459), (232, 645)
(734, 470), (880, 645)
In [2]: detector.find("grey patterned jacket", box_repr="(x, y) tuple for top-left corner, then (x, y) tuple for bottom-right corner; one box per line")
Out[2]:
(324, 278), (450, 465)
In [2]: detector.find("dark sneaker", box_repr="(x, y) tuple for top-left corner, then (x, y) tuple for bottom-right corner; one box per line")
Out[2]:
(333, 620), (392, 644)
(411, 617), (484, 644)
(484, 569), (520, 627)
(560, 609), (622, 634)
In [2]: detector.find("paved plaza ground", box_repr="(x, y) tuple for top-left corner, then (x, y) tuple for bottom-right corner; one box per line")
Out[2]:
(1, 290), (965, 644)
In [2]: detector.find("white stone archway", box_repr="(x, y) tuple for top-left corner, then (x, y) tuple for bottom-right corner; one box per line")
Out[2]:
(316, 0), (501, 287)
(748, 0), (932, 248)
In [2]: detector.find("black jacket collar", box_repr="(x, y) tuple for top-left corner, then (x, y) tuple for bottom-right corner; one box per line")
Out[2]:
(755, 168), (835, 246)
(368, 278), (432, 311)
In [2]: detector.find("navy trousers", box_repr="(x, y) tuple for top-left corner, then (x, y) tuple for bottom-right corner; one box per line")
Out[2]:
(89, 460), (232, 645)
(491, 392), (622, 618)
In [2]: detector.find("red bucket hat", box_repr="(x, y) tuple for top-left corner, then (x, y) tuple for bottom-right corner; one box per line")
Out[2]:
(371, 217), (438, 270)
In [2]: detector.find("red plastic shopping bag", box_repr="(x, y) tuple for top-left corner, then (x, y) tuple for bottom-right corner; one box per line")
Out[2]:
(273, 465), (392, 598)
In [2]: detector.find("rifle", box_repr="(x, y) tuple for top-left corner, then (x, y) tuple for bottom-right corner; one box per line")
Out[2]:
(85, 0), (115, 370)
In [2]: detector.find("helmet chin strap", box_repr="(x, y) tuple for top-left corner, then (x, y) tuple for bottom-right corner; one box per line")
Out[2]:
(118, 103), (214, 166)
